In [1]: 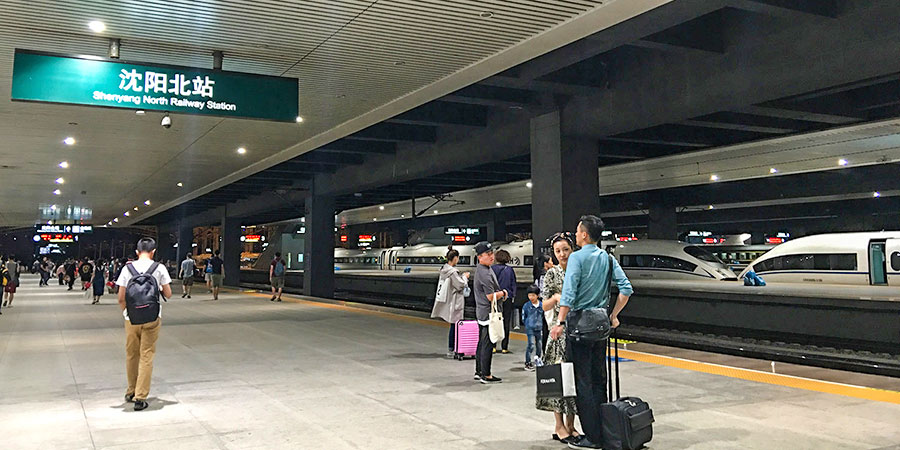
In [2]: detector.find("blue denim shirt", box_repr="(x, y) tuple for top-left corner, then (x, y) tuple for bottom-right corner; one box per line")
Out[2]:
(521, 300), (543, 331)
(559, 244), (633, 311)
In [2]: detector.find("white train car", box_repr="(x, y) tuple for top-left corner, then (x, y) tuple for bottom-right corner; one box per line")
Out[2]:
(739, 232), (900, 285)
(614, 240), (738, 281)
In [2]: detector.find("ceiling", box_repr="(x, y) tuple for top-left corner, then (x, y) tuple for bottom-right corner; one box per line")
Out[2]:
(0, 0), (668, 226)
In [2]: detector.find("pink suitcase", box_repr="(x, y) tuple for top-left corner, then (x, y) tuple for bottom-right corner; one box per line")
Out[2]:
(454, 320), (479, 360)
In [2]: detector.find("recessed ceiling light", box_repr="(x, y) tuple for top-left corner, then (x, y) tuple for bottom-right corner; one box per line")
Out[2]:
(393, 61), (405, 66)
(135, 110), (145, 115)
(177, 182), (183, 187)
(479, 11), (494, 18)
(114, 218), (119, 222)
(873, 192), (881, 198)
(379, 206), (385, 210)
(63, 137), (76, 145)
(434, 210), (439, 214)
(710, 174), (719, 181)
(373, 218), (378, 221)
(295, 116), (304, 123)
(50, 205), (56, 210)
(55, 177), (65, 184)
(124, 211), (130, 217)
(526, 181), (533, 189)
(237, 147), (247, 154)
(88, 21), (106, 33)
(495, 202), (502, 207)
(838, 158), (848, 166)
(401, 214), (405, 218)
(59, 161), (69, 168)
(53, 189), (61, 195)
(133, 206), (139, 211)
(769, 168), (778, 174)
(708, 205), (715, 210)
(144, 200), (151, 205)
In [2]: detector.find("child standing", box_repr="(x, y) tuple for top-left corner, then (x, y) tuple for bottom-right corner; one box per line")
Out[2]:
(521, 285), (544, 371)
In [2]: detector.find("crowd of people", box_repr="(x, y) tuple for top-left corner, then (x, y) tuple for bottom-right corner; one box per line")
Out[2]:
(431, 214), (634, 449)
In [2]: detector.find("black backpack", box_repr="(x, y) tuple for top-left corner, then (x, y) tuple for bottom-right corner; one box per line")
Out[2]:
(124, 262), (165, 325)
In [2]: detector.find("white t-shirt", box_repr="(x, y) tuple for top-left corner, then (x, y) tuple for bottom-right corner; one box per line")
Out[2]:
(116, 259), (172, 321)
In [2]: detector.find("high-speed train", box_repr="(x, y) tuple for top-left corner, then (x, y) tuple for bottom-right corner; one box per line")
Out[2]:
(739, 232), (900, 285)
(335, 239), (738, 281)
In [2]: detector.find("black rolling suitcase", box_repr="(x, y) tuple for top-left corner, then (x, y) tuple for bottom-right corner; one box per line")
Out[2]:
(601, 332), (654, 450)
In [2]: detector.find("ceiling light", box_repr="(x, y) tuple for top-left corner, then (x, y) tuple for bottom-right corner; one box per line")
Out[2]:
(50, 205), (56, 210)
(393, 61), (405, 66)
(495, 202), (502, 207)
(237, 147), (247, 154)
(88, 21), (106, 33)
(135, 110), (145, 115)
(144, 200), (151, 205)
(434, 210), (439, 214)
(55, 177), (65, 184)
(59, 161), (69, 169)
(373, 218), (377, 222)
(526, 181), (533, 189)
(710, 174), (719, 181)
(177, 182), (183, 187)
(708, 205), (715, 210)
(838, 158), (848, 166)
(295, 116), (304, 123)
(769, 168), (778, 174)
(133, 206), (139, 211)
(379, 206), (385, 210)
(873, 192), (881, 198)
(53, 189), (61, 195)
(114, 218), (119, 223)
(479, 11), (494, 18)
(401, 214), (405, 218)
(124, 211), (129, 217)
(63, 137), (76, 145)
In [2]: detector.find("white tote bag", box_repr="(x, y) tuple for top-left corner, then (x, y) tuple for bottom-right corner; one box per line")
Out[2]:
(488, 300), (505, 343)
(434, 277), (449, 303)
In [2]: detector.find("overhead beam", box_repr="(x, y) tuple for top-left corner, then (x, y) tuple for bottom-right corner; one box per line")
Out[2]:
(443, 84), (536, 108)
(318, 140), (397, 155)
(680, 119), (793, 134)
(346, 123), (437, 143)
(726, 0), (842, 19)
(737, 105), (862, 125)
(387, 101), (488, 127)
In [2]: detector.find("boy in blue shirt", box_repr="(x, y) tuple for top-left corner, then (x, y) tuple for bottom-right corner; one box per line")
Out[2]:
(521, 284), (544, 371)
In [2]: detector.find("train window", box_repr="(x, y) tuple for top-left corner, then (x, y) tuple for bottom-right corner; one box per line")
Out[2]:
(620, 255), (696, 272)
(459, 256), (472, 265)
(754, 253), (857, 273)
(892, 252), (900, 271)
(684, 246), (726, 264)
(524, 256), (534, 266)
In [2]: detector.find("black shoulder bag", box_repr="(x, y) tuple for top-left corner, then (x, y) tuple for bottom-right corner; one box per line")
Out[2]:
(567, 254), (615, 343)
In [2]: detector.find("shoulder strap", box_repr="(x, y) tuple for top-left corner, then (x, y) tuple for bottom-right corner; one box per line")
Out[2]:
(145, 261), (160, 276)
(126, 263), (140, 277)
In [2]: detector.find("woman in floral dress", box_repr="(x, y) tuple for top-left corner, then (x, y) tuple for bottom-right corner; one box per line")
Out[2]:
(536, 233), (581, 443)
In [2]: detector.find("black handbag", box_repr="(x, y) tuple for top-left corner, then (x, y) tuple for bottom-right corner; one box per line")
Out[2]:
(567, 255), (615, 343)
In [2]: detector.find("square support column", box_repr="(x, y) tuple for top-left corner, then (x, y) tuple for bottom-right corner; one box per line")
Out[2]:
(221, 217), (242, 287)
(647, 203), (677, 240)
(530, 111), (599, 257)
(177, 226), (194, 261)
(155, 230), (175, 264)
(304, 177), (335, 298)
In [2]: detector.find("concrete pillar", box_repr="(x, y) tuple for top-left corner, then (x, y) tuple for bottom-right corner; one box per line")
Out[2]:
(220, 217), (242, 286)
(486, 212), (507, 243)
(530, 110), (599, 257)
(177, 226), (194, 260)
(156, 230), (174, 263)
(647, 202), (677, 240)
(303, 177), (335, 298)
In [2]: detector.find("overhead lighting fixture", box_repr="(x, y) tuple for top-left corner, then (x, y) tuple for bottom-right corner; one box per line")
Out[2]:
(237, 147), (247, 154)
(135, 110), (146, 115)
(495, 202), (502, 207)
(479, 11), (494, 18)
(50, 205), (56, 210)
(401, 214), (405, 218)
(434, 210), (439, 214)
(63, 137), (76, 145)
(373, 218), (378, 222)
(124, 211), (130, 217)
(393, 61), (405, 66)
(710, 174), (719, 181)
(177, 182), (183, 187)
(379, 206), (385, 210)
(55, 177), (65, 184)
(526, 181), (533, 189)
(708, 205), (715, 210)
(769, 168), (778, 174)
(114, 218), (119, 223)
(53, 189), (61, 195)
(59, 161), (69, 169)
(144, 200), (151, 206)
(838, 158), (849, 166)
(874, 192), (881, 198)
(88, 21), (106, 33)
(133, 206), (139, 211)
(295, 116), (304, 123)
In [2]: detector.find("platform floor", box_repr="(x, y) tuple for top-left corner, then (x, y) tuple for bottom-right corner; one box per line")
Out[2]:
(1, 275), (899, 449)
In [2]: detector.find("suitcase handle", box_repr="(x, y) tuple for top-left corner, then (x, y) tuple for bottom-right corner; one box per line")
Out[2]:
(607, 328), (621, 400)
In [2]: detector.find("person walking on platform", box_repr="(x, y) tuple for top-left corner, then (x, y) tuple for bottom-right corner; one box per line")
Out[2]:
(550, 215), (633, 450)
(116, 237), (172, 411)
(204, 261), (213, 293)
(91, 259), (106, 304)
(179, 253), (195, 299)
(537, 232), (580, 443)
(208, 250), (224, 300)
(473, 241), (507, 384)
(522, 284), (543, 371)
(80, 257), (93, 291)
(431, 246), (470, 357)
(38, 257), (50, 287)
(3, 255), (20, 308)
(56, 262), (66, 285)
(491, 249), (517, 354)
(65, 259), (77, 291)
(269, 252), (286, 302)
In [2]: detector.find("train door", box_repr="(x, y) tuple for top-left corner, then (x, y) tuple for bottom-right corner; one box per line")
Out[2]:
(379, 250), (390, 270)
(868, 240), (888, 285)
(387, 249), (398, 270)
(885, 239), (900, 285)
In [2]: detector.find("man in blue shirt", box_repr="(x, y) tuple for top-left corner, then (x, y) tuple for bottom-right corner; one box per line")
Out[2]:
(550, 215), (633, 450)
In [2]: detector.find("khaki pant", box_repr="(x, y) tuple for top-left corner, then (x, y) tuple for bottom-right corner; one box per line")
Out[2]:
(125, 318), (161, 401)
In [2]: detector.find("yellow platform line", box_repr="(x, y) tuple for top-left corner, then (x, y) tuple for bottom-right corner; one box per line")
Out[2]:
(234, 288), (900, 404)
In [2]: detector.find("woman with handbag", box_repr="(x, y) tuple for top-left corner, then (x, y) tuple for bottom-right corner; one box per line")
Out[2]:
(536, 232), (581, 444)
(431, 247), (470, 358)
(91, 259), (106, 305)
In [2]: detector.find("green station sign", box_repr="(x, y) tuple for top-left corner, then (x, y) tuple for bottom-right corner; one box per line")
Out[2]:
(11, 50), (299, 122)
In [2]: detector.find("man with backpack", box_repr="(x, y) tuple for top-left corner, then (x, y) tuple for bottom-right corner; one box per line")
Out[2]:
(269, 252), (286, 302)
(178, 253), (196, 299)
(116, 237), (172, 411)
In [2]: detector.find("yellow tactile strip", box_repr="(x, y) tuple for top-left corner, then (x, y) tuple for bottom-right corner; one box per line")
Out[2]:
(234, 288), (900, 405)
